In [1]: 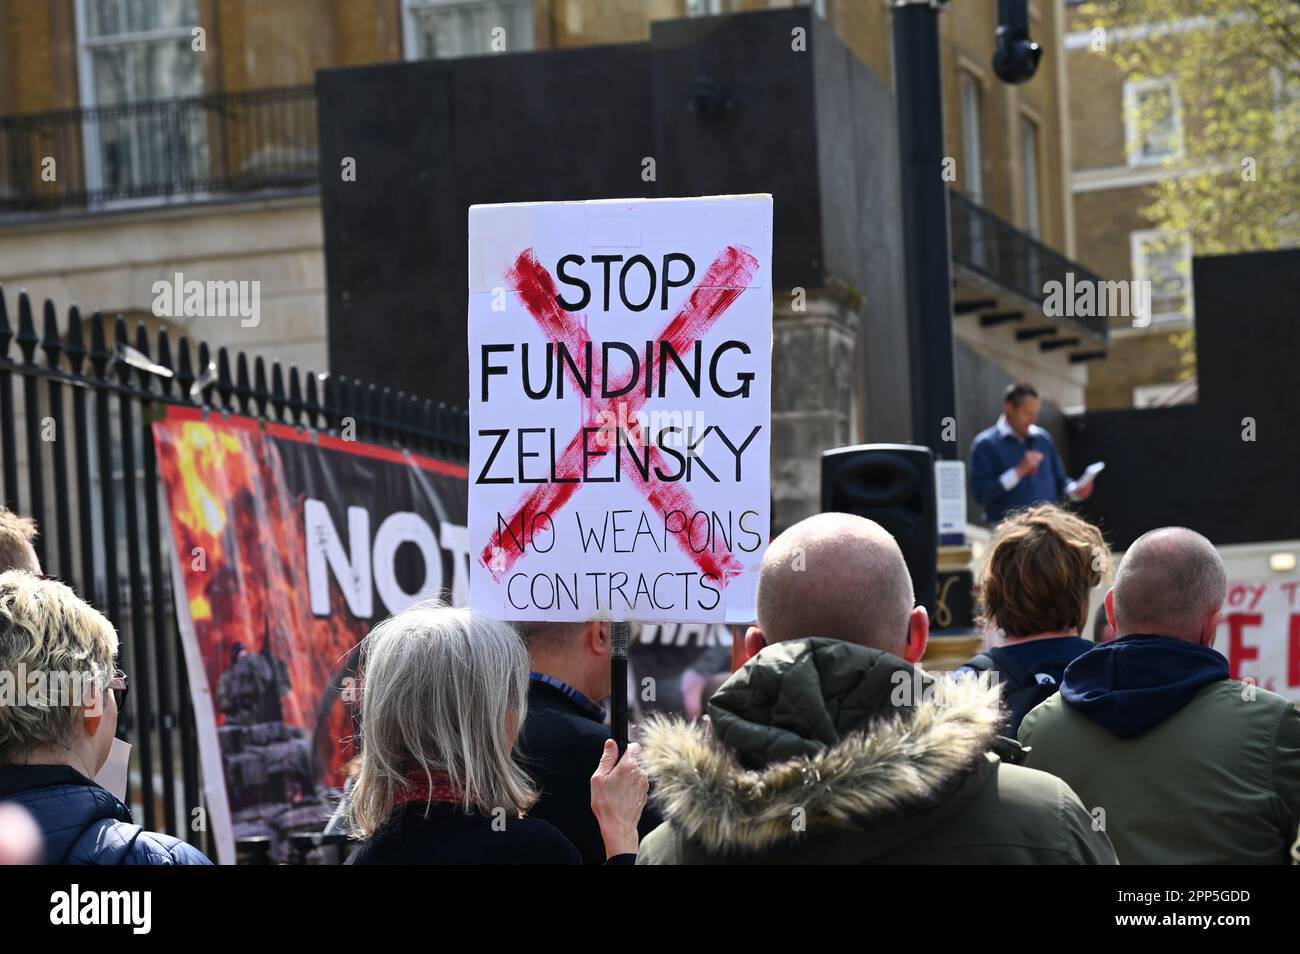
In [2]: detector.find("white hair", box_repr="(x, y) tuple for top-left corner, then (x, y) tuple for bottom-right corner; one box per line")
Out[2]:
(346, 601), (536, 838)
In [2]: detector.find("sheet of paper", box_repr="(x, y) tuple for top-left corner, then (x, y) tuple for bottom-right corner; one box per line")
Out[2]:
(934, 460), (966, 543)
(1074, 460), (1105, 489)
(94, 737), (132, 802)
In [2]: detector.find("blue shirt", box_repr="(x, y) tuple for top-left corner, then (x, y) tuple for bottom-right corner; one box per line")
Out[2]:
(969, 416), (1074, 524)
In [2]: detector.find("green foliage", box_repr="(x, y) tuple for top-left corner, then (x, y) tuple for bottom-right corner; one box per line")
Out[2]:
(1079, 0), (1300, 253)
(1168, 327), (1197, 381)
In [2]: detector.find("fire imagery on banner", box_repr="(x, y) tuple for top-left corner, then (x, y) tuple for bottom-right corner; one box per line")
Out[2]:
(629, 622), (734, 717)
(152, 406), (469, 864)
(468, 195), (773, 624)
(1217, 577), (1300, 702)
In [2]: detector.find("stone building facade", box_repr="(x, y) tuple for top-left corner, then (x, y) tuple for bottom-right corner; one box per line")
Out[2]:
(1, 0), (1075, 365)
(2, 0), (1101, 532)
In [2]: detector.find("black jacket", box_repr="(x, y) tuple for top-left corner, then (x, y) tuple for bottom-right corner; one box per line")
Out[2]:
(346, 801), (584, 864)
(517, 679), (662, 865)
(0, 764), (211, 865)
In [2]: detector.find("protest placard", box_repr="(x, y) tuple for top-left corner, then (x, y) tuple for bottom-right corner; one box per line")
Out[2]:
(468, 195), (772, 623)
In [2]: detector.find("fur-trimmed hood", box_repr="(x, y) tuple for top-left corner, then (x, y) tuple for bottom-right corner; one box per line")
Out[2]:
(640, 638), (1006, 858)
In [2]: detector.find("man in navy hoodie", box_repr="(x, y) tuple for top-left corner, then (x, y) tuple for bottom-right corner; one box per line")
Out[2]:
(969, 383), (1092, 525)
(1019, 527), (1300, 864)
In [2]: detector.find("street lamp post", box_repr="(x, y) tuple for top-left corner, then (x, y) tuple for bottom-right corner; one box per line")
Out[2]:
(891, 0), (956, 462)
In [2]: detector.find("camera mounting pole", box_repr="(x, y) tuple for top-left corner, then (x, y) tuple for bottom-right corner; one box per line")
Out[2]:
(994, 0), (1043, 84)
(890, 0), (956, 461)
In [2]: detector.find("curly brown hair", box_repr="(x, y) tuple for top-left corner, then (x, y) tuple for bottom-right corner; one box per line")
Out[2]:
(980, 505), (1110, 639)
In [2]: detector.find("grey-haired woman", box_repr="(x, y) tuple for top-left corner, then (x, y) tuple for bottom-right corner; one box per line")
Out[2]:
(345, 602), (648, 864)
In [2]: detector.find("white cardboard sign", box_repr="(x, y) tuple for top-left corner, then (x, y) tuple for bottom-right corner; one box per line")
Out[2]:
(468, 195), (772, 623)
(934, 459), (966, 545)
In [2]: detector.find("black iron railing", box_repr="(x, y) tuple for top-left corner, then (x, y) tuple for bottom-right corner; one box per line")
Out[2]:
(949, 190), (1109, 342)
(0, 85), (318, 214)
(0, 285), (467, 854)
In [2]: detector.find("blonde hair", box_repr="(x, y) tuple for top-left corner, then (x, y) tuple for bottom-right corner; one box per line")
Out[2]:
(0, 571), (119, 762)
(0, 508), (38, 573)
(345, 602), (536, 838)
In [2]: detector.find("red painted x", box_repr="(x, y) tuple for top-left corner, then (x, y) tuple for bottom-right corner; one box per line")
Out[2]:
(477, 245), (759, 588)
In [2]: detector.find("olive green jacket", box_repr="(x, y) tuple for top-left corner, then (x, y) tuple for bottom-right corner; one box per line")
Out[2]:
(636, 638), (1116, 865)
(1020, 680), (1300, 865)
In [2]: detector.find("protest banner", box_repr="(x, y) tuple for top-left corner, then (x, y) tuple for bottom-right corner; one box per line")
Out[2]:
(630, 622), (734, 716)
(468, 195), (773, 624)
(1217, 576), (1300, 701)
(152, 406), (468, 863)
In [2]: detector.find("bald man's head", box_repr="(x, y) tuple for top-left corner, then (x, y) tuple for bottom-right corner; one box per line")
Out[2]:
(755, 513), (914, 654)
(1112, 527), (1226, 641)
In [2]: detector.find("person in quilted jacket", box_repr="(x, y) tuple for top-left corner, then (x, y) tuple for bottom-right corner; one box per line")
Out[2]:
(0, 570), (210, 865)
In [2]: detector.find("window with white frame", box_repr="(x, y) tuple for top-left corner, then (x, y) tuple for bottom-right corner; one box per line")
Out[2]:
(76, 0), (205, 198)
(1271, 65), (1300, 143)
(1279, 211), (1300, 248)
(1020, 114), (1041, 238)
(960, 70), (984, 203)
(1131, 230), (1194, 325)
(1123, 77), (1183, 165)
(402, 0), (535, 60)
(687, 1), (823, 24)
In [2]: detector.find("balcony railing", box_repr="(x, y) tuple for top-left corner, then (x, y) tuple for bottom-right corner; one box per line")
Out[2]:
(949, 189), (1109, 343)
(0, 85), (318, 215)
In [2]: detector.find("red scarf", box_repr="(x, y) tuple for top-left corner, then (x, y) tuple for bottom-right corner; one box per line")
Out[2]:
(392, 769), (465, 809)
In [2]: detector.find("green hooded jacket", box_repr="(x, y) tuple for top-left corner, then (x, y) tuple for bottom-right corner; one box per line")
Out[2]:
(636, 638), (1117, 865)
(1019, 678), (1300, 865)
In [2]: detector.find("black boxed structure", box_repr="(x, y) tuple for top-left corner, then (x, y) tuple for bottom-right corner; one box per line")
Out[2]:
(316, 8), (912, 440)
(1068, 248), (1300, 548)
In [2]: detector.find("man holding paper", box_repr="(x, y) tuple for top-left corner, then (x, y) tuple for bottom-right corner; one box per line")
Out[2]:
(970, 383), (1098, 525)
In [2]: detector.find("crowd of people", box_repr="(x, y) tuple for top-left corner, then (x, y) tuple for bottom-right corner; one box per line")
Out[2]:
(1, 493), (1298, 865)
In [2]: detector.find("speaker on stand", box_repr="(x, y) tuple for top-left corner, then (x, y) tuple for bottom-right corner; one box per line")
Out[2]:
(820, 444), (937, 617)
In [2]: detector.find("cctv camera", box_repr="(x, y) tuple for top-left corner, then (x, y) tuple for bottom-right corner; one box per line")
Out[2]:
(993, 0), (1042, 85)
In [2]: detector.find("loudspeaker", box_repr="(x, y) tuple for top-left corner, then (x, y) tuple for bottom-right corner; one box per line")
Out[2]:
(820, 444), (937, 615)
